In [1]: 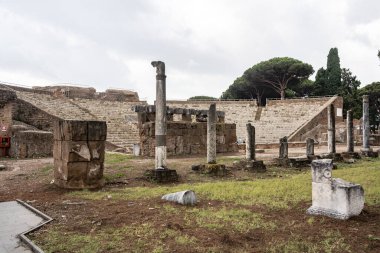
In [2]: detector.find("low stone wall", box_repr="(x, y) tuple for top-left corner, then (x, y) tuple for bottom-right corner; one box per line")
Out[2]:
(10, 129), (53, 158)
(140, 122), (238, 156)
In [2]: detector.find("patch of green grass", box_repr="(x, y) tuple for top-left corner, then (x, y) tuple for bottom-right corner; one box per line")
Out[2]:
(39, 165), (54, 175)
(268, 230), (351, 253)
(186, 207), (276, 232)
(70, 159), (380, 209)
(175, 234), (198, 245)
(104, 172), (126, 182)
(105, 152), (133, 164)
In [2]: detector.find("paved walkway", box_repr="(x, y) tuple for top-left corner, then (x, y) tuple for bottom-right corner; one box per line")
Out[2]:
(0, 201), (44, 253)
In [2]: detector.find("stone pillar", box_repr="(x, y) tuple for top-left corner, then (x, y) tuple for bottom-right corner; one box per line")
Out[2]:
(327, 104), (336, 154)
(152, 61), (167, 169)
(279, 136), (288, 159)
(246, 123), (255, 160)
(306, 138), (314, 156)
(362, 95), (371, 152)
(347, 110), (354, 153)
(207, 103), (217, 164)
(53, 120), (106, 189)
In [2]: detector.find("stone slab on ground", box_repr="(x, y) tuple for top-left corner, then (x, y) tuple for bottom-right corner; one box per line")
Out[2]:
(0, 201), (44, 253)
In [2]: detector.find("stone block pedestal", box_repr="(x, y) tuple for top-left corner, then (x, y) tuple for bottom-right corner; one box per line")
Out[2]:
(307, 159), (364, 220)
(144, 168), (179, 183)
(53, 120), (106, 189)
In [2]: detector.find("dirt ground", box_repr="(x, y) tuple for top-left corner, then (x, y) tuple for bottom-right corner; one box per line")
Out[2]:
(0, 145), (379, 252)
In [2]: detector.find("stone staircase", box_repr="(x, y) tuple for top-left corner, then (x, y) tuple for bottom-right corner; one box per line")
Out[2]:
(15, 91), (97, 120)
(69, 98), (147, 149)
(7, 86), (147, 150)
(253, 97), (333, 144)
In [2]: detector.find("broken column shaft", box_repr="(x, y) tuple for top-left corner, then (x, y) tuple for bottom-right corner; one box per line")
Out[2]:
(152, 61), (167, 169)
(327, 104), (336, 154)
(207, 103), (217, 164)
(347, 110), (354, 152)
(306, 138), (314, 156)
(246, 123), (255, 160)
(362, 95), (371, 151)
(279, 136), (288, 159)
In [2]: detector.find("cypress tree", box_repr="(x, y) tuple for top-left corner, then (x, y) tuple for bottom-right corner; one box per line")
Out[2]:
(326, 48), (341, 95)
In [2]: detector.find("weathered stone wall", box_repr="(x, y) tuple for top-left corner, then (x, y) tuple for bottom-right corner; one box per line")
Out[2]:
(140, 122), (237, 156)
(10, 130), (53, 158)
(288, 96), (344, 142)
(33, 86), (97, 99)
(167, 100), (258, 142)
(97, 89), (139, 102)
(54, 120), (106, 189)
(0, 89), (17, 136)
(12, 99), (59, 131)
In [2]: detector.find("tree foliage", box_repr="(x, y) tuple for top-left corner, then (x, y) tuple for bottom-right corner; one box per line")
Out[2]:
(359, 82), (380, 130)
(314, 48), (342, 96)
(326, 48), (342, 94)
(244, 57), (314, 100)
(188, 95), (217, 100)
(339, 68), (361, 118)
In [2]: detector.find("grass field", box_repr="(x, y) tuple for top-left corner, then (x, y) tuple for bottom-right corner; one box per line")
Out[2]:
(31, 155), (380, 253)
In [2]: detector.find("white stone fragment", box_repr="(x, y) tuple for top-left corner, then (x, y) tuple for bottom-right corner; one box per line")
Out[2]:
(307, 159), (364, 220)
(162, 190), (197, 206)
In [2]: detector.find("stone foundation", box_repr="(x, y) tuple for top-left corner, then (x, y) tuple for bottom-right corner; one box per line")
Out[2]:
(144, 168), (179, 183)
(341, 152), (361, 160)
(191, 163), (229, 176)
(233, 160), (266, 172)
(53, 120), (107, 189)
(319, 153), (343, 162)
(360, 149), (378, 158)
(140, 122), (237, 156)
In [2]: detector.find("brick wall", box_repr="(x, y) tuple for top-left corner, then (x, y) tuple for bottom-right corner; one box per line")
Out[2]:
(140, 122), (237, 156)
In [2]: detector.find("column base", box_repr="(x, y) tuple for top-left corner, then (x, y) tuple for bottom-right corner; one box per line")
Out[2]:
(191, 163), (229, 176)
(360, 149), (378, 158)
(319, 153), (343, 162)
(232, 159), (266, 172)
(144, 168), (179, 183)
(341, 152), (361, 161)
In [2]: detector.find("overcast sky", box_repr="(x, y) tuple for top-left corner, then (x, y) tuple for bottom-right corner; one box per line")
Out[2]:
(0, 0), (379, 103)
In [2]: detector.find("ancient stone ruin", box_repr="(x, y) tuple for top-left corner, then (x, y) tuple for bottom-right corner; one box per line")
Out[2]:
(233, 123), (266, 172)
(361, 95), (378, 157)
(144, 61), (178, 183)
(53, 120), (107, 189)
(307, 159), (364, 220)
(134, 105), (237, 156)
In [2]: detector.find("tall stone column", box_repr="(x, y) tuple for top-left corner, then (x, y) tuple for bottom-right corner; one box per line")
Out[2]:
(306, 138), (314, 156)
(152, 61), (167, 169)
(327, 104), (336, 154)
(207, 103), (217, 164)
(347, 110), (354, 153)
(246, 123), (255, 161)
(362, 95), (371, 151)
